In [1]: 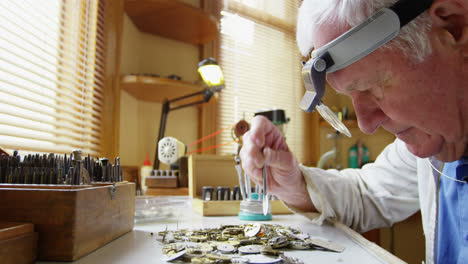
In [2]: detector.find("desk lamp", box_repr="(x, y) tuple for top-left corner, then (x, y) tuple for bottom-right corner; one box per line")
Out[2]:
(154, 58), (225, 170)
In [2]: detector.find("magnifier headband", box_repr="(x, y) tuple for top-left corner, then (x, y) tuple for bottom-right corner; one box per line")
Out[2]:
(300, 0), (434, 113)
(312, 8), (400, 74)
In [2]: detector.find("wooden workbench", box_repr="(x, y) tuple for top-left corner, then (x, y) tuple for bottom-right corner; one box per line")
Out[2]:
(36, 212), (405, 264)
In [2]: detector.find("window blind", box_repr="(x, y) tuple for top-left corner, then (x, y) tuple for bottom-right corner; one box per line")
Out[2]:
(0, 0), (105, 156)
(217, 0), (307, 162)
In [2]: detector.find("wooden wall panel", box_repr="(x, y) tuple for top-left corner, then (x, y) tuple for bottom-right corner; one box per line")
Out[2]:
(101, 0), (124, 158)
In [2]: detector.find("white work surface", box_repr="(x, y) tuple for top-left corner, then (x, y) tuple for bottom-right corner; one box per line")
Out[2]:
(37, 213), (405, 264)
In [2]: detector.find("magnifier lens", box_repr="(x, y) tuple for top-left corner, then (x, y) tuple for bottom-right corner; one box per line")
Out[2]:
(316, 103), (352, 137)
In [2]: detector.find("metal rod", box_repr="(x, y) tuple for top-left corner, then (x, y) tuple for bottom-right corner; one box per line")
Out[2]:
(170, 100), (206, 111)
(234, 156), (247, 200)
(154, 100), (170, 170)
(167, 89), (205, 103)
(263, 166), (270, 216)
(245, 173), (251, 199)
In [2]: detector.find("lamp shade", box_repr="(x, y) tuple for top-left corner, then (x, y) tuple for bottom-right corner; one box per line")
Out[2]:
(198, 58), (224, 87)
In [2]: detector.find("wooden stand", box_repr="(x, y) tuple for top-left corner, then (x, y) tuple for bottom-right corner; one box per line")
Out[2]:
(146, 187), (188, 196)
(188, 154), (239, 197)
(0, 182), (135, 261)
(145, 176), (178, 188)
(0, 222), (37, 264)
(192, 198), (292, 216)
(188, 155), (293, 216)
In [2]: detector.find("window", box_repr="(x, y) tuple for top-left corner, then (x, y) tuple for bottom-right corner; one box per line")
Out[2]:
(0, 0), (105, 156)
(217, 0), (307, 162)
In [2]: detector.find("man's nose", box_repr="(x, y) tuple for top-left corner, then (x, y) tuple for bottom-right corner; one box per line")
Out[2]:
(351, 92), (387, 134)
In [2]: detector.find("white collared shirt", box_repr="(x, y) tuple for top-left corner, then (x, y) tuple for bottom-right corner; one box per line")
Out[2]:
(290, 139), (440, 264)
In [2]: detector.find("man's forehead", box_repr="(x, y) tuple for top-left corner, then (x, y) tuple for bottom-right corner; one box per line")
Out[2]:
(311, 23), (353, 55)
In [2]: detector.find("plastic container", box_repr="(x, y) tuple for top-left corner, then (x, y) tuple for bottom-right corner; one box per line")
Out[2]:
(238, 193), (272, 221)
(361, 144), (369, 167)
(134, 196), (192, 224)
(349, 144), (358, 168)
(140, 153), (152, 195)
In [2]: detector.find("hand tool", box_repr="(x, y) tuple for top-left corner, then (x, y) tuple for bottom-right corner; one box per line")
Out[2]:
(202, 186), (214, 200)
(244, 172), (251, 200)
(263, 165), (270, 216)
(100, 158), (109, 182)
(0, 150), (122, 186)
(234, 156), (247, 200)
(232, 186), (241, 200)
(216, 186), (224, 200)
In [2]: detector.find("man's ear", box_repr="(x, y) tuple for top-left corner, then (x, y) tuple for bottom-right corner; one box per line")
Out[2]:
(429, 0), (468, 46)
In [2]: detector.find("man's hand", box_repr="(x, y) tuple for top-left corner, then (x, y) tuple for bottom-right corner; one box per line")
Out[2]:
(239, 115), (315, 212)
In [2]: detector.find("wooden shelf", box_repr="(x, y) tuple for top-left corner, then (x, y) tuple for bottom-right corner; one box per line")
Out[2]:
(319, 119), (359, 129)
(124, 0), (218, 44)
(145, 187), (189, 196)
(121, 75), (204, 103)
(192, 198), (292, 216)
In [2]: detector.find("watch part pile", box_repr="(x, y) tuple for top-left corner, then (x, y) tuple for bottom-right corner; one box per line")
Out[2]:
(157, 223), (344, 263)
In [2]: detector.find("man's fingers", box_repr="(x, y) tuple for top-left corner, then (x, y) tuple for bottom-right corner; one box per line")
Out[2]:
(241, 157), (262, 176)
(263, 147), (296, 169)
(248, 167), (263, 184)
(240, 132), (263, 168)
(239, 148), (262, 170)
(249, 115), (277, 147)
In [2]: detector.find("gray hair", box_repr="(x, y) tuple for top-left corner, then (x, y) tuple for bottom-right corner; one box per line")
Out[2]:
(296, 0), (432, 62)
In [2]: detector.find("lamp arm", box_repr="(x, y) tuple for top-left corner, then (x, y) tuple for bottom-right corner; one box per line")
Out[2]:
(154, 100), (170, 169)
(153, 85), (224, 170)
(170, 99), (207, 111)
(153, 89), (212, 169)
(168, 89), (205, 103)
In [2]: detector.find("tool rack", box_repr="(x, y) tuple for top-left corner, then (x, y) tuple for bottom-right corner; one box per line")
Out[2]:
(0, 150), (135, 261)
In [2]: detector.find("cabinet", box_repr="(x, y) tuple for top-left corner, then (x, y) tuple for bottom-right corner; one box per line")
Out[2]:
(124, 0), (218, 45)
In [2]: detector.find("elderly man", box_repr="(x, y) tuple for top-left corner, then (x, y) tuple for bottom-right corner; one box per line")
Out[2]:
(239, 0), (468, 263)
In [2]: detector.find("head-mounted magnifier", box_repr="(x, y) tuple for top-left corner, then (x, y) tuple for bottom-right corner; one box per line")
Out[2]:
(300, 0), (434, 137)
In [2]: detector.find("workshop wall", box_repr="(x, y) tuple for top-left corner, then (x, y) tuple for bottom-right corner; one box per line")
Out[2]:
(119, 11), (200, 167)
(319, 126), (395, 169)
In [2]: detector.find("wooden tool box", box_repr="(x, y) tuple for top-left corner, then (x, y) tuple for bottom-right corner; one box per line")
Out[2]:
(0, 182), (135, 261)
(188, 154), (292, 216)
